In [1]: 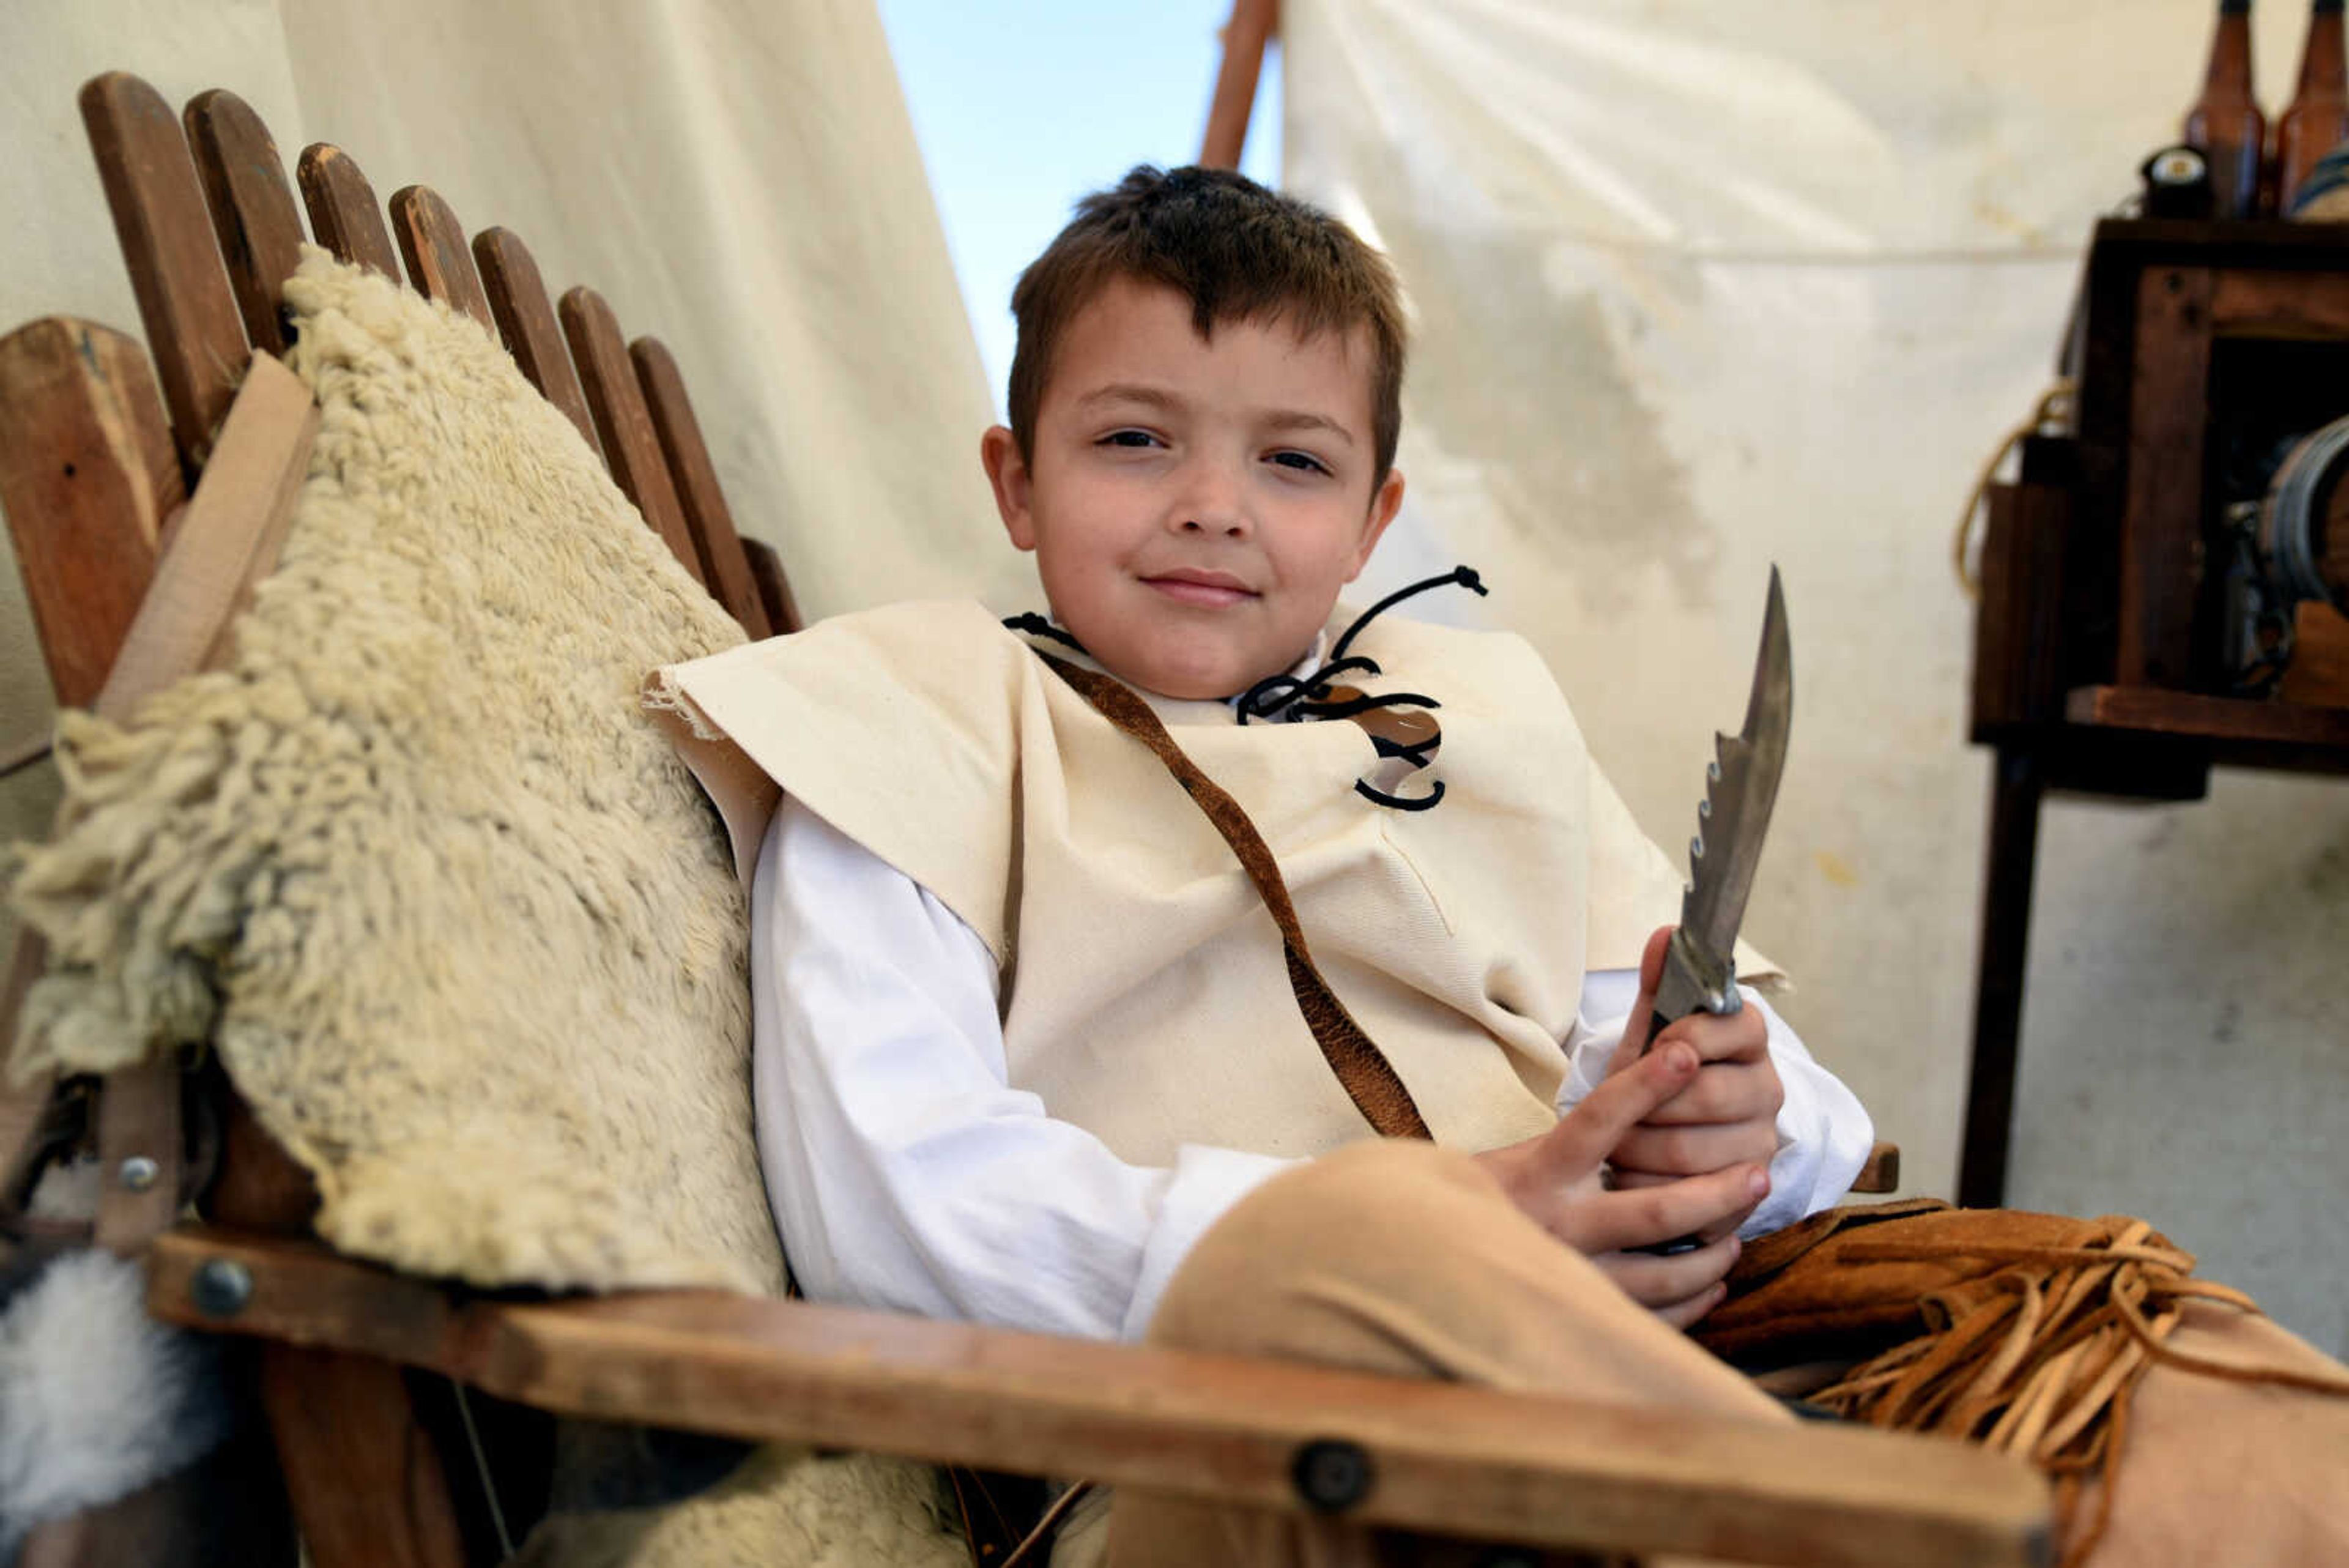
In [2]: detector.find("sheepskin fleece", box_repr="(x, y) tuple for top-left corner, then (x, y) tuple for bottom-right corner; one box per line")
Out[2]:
(5, 252), (964, 1566)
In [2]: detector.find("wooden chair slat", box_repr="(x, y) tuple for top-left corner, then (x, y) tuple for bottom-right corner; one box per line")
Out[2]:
(148, 1227), (2052, 1568)
(77, 72), (251, 477)
(389, 186), (494, 330)
(184, 90), (307, 357)
(297, 144), (400, 279)
(471, 227), (600, 456)
(631, 337), (771, 637)
(258, 1345), (468, 1568)
(94, 353), (317, 721)
(741, 536), (804, 636)
(558, 286), (706, 585)
(0, 319), (181, 709)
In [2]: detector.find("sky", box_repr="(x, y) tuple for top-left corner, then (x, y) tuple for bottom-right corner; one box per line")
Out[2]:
(874, 1), (1282, 418)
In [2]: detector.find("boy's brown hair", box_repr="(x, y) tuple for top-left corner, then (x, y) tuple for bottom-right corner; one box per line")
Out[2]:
(1008, 165), (1408, 486)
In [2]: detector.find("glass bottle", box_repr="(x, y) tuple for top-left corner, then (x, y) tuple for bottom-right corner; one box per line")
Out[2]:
(2188, 0), (2267, 218)
(2278, 0), (2349, 214)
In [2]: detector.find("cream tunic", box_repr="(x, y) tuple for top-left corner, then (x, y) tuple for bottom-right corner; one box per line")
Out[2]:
(654, 598), (1770, 1169)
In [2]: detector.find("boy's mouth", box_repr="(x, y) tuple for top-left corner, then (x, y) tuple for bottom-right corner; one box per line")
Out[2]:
(1143, 568), (1257, 608)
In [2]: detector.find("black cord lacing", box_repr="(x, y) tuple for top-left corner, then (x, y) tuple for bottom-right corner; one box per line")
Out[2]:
(1000, 611), (1088, 654)
(1008, 565), (1489, 812)
(1236, 565), (1486, 726)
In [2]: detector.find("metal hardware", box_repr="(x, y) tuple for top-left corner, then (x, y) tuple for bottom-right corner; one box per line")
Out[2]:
(1291, 1438), (1374, 1512)
(117, 1154), (160, 1192)
(190, 1257), (253, 1317)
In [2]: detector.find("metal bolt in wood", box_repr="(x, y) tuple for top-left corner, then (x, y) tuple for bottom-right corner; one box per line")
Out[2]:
(191, 1257), (253, 1317)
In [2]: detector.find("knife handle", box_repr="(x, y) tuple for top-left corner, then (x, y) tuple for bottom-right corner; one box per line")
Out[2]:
(1643, 1009), (1675, 1059)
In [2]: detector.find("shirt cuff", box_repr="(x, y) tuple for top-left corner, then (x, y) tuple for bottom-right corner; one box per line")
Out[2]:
(1121, 1143), (1299, 1340)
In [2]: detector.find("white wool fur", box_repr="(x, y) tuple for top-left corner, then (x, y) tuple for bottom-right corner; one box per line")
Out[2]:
(5, 253), (963, 1564)
(0, 1250), (229, 1555)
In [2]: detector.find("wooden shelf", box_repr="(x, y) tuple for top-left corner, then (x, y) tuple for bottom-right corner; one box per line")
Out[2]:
(2065, 684), (2349, 765)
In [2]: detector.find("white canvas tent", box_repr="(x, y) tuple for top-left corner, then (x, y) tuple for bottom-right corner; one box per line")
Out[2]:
(1265, 0), (2349, 1356)
(0, 0), (1021, 923)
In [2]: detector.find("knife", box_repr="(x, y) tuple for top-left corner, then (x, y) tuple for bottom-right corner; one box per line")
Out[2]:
(1636, 566), (1794, 1055)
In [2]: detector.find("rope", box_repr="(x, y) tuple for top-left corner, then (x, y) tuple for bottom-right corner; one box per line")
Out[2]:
(1952, 379), (2076, 601)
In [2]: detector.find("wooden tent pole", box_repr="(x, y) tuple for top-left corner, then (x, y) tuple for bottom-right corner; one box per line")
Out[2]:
(1201, 0), (1278, 169)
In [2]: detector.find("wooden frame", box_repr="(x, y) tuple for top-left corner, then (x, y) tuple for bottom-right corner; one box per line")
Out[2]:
(3, 72), (2033, 1566)
(1202, 0), (1279, 169)
(1961, 220), (2349, 1206)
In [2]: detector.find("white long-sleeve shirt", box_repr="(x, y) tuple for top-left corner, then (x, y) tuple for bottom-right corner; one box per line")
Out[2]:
(752, 797), (1874, 1343)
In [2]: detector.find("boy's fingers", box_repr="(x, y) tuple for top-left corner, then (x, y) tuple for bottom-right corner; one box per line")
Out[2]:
(1611, 1119), (1781, 1181)
(1604, 926), (1677, 1080)
(1670, 1006), (1770, 1065)
(1571, 1164), (1768, 1255)
(1652, 1280), (1729, 1331)
(1555, 1042), (1701, 1167)
(1633, 1058), (1783, 1126)
(1595, 1232), (1739, 1310)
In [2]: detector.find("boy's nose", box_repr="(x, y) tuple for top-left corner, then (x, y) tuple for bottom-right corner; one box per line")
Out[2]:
(1171, 461), (1250, 538)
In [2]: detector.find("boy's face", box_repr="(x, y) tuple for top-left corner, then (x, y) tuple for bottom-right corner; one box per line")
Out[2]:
(982, 277), (1405, 699)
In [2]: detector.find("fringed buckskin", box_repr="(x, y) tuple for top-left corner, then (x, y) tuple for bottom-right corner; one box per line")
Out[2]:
(1696, 1199), (2349, 1566)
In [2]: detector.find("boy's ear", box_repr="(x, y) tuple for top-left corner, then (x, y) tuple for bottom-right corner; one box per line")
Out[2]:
(981, 425), (1038, 552)
(1346, 467), (1408, 580)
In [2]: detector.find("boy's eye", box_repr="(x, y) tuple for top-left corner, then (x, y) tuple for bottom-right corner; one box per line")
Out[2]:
(1099, 429), (1161, 449)
(1269, 450), (1332, 475)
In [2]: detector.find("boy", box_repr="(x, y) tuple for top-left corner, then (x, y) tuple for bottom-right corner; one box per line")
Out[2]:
(658, 167), (2344, 1565)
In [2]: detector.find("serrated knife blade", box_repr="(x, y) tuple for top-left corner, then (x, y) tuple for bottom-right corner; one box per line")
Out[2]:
(1647, 566), (1793, 1035)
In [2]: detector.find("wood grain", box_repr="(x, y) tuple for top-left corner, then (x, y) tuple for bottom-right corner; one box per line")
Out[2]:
(2066, 683), (2349, 746)
(390, 186), (494, 329)
(149, 1227), (2050, 1568)
(472, 226), (599, 454)
(741, 536), (804, 636)
(2209, 267), (2349, 339)
(1201, 0), (1279, 169)
(184, 90), (306, 357)
(93, 352), (317, 720)
(297, 145), (400, 279)
(79, 72), (251, 477)
(1970, 481), (2074, 737)
(560, 286), (705, 584)
(2114, 267), (2214, 686)
(2279, 600), (2349, 706)
(0, 319), (182, 709)
(258, 1345), (467, 1568)
(632, 336), (770, 636)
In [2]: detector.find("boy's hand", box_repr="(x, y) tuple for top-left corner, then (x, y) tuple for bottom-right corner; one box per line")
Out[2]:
(1472, 1040), (1769, 1329)
(1603, 926), (1784, 1243)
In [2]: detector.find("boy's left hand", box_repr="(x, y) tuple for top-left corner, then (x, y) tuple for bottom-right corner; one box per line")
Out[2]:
(1603, 926), (1784, 1241)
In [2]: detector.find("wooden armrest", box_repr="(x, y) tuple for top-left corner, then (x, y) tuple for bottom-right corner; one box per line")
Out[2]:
(147, 1227), (2046, 1566)
(1854, 1139), (1900, 1193)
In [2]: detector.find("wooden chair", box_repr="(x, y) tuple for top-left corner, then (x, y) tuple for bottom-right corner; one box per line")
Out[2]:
(0, 72), (2020, 1568)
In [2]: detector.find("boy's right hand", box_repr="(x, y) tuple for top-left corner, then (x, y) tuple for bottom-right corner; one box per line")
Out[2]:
(1469, 1041), (1770, 1329)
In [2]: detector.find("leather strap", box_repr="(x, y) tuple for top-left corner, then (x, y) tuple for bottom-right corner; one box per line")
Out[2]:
(1041, 655), (1432, 1141)
(92, 1057), (182, 1254)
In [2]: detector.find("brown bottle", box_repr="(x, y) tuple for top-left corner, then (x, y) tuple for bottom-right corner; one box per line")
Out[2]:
(2188, 0), (2267, 218)
(2278, 0), (2349, 214)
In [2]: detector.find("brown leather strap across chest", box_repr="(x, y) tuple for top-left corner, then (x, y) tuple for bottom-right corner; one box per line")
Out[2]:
(1038, 653), (1433, 1142)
